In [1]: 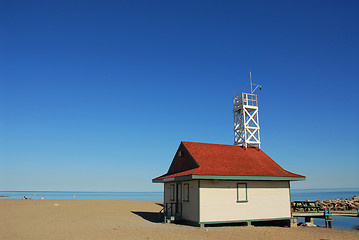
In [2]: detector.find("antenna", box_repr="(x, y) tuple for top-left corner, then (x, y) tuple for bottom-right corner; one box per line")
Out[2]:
(249, 71), (261, 94)
(233, 72), (262, 149)
(250, 71), (253, 93)
(243, 72), (262, 94)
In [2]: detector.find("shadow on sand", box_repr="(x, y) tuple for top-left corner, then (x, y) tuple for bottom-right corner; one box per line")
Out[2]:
(131, 211), (163, 223)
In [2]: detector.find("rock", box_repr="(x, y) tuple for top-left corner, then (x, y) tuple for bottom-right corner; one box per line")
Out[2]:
(300, 222), (317, 227)
(292, 195), (359, 212)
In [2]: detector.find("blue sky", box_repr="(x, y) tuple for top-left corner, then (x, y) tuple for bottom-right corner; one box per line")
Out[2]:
(0, 0), (358, 191)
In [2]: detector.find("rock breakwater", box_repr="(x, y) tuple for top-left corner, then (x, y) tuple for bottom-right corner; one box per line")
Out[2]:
(315, 196), (359, 211)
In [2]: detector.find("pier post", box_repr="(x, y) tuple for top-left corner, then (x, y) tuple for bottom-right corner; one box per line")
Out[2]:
(325, 215), (332, 228)
(304, 217), (314, 224)
(290, 218), (297, 228)
(325, 219), (332, 228)
(324, 207), (333, 228)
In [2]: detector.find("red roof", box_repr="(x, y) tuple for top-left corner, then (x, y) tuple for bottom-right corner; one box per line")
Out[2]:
(153, 141), (305, 182)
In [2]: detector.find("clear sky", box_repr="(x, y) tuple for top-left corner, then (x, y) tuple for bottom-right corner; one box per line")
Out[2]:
(0, 0), (358, 192)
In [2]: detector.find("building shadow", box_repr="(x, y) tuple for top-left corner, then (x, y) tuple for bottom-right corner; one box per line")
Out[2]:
(131, 211), (163, 223)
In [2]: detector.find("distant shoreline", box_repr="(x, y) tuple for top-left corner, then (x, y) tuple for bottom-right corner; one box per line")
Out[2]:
(1, 188), (358, 192)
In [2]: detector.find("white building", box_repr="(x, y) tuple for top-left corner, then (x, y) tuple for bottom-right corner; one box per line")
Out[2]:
(152, 141), (305, 227)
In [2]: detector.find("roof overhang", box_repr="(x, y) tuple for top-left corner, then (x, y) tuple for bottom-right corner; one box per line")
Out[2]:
(152, 175), (306, 183)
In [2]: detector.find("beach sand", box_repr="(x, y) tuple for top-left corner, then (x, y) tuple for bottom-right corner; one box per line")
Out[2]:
(1, 199), (358, 240)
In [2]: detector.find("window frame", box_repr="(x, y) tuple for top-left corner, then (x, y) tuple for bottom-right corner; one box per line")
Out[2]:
(170, 184), (175, 201)
(183, 183), (189, 202)
(236, 182), (248, 203)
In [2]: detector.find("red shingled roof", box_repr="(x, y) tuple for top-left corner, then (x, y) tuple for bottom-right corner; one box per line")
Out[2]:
(153, 141), (305, 181)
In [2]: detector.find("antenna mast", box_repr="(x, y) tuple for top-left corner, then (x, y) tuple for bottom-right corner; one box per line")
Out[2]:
(233, 72), (262, 149)
(250, 71), (253, 93)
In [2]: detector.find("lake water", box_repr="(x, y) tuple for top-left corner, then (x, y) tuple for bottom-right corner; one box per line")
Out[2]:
(1, 188), (358, 230)
(0, 191), (163, 201)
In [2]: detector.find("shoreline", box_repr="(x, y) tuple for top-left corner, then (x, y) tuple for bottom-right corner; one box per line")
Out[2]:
(1, 199), (358, 240)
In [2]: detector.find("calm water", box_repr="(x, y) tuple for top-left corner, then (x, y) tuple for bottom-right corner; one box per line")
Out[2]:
(0, 191), (163, 201)
(291, 188), (359, 202)
(1, 188), (358, 230)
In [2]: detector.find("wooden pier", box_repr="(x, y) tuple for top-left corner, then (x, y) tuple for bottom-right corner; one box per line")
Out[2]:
(293, 210), (358, 218)
(331, 210), (359, 217)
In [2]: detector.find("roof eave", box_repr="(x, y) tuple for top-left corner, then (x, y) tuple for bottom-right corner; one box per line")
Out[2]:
(152, 175), (193, 183)
(192, 175), (306, 181)
(152, 175), (306, 183)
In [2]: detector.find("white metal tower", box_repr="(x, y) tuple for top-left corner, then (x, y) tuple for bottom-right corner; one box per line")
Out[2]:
(233, 72), (262, 149)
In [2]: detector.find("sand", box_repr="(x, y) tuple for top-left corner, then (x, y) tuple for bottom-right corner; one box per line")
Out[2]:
(1, 199), (358, 240)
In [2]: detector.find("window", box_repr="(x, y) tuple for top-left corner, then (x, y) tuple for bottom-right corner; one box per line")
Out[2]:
(183, 183), (189, 202)
(237, 183), (248, 202)
(170, 184), (175, 201)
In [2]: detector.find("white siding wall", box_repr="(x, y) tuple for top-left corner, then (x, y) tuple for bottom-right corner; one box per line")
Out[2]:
(199, 180), (291, 223)
(181, 180), (199, 222)
(164, 181), (199, 222)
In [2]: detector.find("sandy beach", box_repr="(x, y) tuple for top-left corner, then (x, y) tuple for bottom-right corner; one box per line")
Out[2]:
(1, 199), (358, 240)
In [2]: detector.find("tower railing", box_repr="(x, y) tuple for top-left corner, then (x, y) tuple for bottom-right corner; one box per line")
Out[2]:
(233, 93), (258, 110)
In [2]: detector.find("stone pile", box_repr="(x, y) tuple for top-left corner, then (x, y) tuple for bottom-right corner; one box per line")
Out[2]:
(315, 196), (359, 211)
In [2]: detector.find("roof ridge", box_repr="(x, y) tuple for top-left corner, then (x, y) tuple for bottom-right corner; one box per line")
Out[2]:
(182, 141), (260, 149)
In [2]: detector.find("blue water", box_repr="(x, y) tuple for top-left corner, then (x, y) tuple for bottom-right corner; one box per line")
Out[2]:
(1, 189), (358, 230)
(0, 191), (163, 201)
(291, 188), (359, 202)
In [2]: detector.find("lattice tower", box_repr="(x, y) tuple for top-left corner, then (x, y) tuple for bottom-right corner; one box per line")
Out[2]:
(233, 72), (261, 149)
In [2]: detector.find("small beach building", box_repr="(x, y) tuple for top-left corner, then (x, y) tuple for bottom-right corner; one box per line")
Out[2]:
(152, 141), (305, 226)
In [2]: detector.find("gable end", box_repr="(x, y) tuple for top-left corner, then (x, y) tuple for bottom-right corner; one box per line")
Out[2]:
(166, 142), (199, 175)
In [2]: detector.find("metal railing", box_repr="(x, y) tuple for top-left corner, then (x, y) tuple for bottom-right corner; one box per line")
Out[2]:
(159, 202), (182, 223)
(233, 93), (258, 111)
